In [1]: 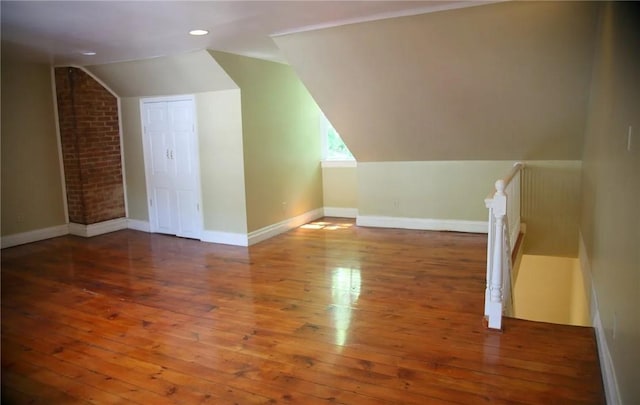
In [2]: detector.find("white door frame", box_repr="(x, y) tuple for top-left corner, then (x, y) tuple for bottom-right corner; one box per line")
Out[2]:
(140, 94), (203, 239)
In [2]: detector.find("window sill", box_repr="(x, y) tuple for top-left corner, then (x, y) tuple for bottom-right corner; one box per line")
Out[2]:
(321, 160), (357, 168)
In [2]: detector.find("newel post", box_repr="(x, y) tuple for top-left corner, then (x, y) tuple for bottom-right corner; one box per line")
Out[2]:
(487, 180), (507, 330)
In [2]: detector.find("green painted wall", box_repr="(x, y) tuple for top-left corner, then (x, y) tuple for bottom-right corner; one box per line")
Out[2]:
(195, 90), (247, 234)
(1, 58), (67, 236)
(210, 51), (323, 232)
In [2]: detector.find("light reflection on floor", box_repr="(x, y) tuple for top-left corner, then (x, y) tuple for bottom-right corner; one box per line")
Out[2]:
(299, 219), (360, 346)
(331, 267), (361, 346)
(299, 221), (354, 231)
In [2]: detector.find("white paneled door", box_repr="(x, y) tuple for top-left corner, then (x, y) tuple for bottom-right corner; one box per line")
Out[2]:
(141, 96), (201, 239)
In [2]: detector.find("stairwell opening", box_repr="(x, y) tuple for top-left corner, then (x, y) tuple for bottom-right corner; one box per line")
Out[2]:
(512, 254), (590, 327)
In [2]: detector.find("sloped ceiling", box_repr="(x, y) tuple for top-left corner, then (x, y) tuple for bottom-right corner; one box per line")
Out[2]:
(274, 1), (599, 161)
(86, 50), (237, 98)
(1, 0), (485, 66)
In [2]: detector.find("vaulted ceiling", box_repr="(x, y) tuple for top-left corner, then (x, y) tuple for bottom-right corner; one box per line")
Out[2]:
(1, 0), (487, 66)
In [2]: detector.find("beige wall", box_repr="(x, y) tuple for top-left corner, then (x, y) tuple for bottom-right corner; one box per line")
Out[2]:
(211, 51), (323, 232)
(322, 167), (357, 208)
(120, 97), (148, 221)
(275, 1), (598, 162)
(1, 57), (66, 236)
(580, 3), (640, 403)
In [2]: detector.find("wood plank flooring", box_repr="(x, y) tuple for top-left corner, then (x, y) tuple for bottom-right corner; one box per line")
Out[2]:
(1, 218), (604, 404)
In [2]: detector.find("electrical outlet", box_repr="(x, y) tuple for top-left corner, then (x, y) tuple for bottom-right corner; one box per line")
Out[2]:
(393, 199), (400, 209)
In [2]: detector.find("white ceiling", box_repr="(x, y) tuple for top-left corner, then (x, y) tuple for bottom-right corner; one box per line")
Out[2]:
(1, 1), (489, 66)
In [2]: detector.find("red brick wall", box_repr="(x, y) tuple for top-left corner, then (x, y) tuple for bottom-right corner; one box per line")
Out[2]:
(54, 67), (125, 225)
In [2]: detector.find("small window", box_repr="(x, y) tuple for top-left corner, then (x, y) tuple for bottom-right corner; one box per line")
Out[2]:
(321, 114), (355, 163)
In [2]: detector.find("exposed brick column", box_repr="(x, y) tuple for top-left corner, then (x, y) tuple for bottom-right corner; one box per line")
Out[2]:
(54, 67), (125, 225)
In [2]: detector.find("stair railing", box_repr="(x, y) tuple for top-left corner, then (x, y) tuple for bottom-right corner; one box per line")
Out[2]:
(484, 162), (524, 330)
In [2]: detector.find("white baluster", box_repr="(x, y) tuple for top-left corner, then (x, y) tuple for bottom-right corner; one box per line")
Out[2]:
(502, 214), (514, 317)
(484, 207), (494, 317)
(491, 214), (504, 304)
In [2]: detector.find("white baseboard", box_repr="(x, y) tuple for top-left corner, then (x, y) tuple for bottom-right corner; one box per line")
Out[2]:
(579, 231), (620, 405)
(69, 218), (128, 237)
(1, 224), (70, 249)
(128, 219), (250, 246)
(356, 215), (488, 233)
(201, 230), (248, 247)
(592, 306), (620, 405)
(323, 207), (358, 218)
(578, 232), (596, 320)
(127, 219), (150, 232)
(248, 208), (324, 246)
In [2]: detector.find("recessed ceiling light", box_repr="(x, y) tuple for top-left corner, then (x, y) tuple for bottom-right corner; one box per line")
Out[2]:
(81, 51), (96, 56)
(189, 29), (209, 36)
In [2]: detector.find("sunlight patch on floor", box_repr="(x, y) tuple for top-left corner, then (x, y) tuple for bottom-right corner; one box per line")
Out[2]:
(300, 221), (354, 230)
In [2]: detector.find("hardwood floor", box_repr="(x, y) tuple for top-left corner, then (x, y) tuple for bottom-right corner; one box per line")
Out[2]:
(1, 218), (604, 404)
